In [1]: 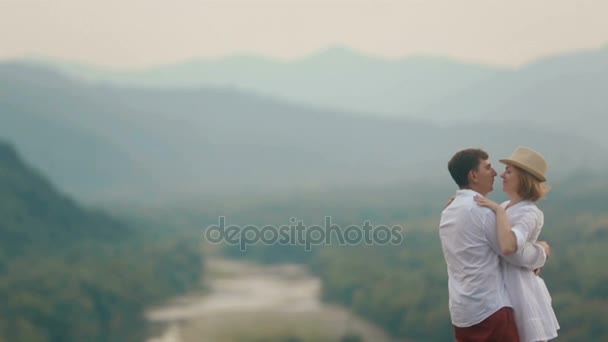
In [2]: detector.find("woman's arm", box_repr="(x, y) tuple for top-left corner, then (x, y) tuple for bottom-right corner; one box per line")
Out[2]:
(494, 206), (518, 255)
(480, 205), (549, 270)
(475, 196), (518, 255)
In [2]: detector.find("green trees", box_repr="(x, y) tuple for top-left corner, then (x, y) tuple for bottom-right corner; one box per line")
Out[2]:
(0, 141), (203, 341)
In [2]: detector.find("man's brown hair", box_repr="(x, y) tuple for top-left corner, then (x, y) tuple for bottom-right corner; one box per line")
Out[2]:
(448, 148), (489, 188)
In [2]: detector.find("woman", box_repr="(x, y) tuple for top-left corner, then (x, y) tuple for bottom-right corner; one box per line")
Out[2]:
(475, 146), (560, 342)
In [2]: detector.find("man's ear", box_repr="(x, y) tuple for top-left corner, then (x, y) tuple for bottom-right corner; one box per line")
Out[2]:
(468, 169), (477, 184)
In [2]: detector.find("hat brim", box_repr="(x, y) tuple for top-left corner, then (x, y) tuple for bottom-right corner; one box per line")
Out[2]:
(499, 158), (547, 182)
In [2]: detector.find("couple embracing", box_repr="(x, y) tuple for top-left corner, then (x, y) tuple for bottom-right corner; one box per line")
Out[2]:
(440, 147), (560, 342)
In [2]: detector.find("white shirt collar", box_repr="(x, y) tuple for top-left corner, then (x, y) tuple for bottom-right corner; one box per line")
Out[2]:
(456, 189), (483, 197)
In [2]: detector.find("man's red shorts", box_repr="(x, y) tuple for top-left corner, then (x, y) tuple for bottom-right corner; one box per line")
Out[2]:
(453, 307), (520, 342)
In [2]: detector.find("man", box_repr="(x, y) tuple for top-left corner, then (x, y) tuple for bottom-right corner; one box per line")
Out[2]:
(439, 148), (550, 341)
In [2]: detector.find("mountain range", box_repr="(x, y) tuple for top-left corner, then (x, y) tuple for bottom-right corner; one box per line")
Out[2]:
(2, 45), (607, 202)
(26, 45), (505, 119)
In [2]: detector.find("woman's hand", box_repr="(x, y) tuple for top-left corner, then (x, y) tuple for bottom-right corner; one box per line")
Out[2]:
(444, 195), (456, 209)
(474, 195), (501, 212)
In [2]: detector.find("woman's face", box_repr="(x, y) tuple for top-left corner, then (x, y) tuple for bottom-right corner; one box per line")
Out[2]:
(501, 164), (520, 196)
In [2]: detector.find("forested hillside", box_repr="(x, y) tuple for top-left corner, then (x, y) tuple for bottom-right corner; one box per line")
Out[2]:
(0, 141), (203, 341)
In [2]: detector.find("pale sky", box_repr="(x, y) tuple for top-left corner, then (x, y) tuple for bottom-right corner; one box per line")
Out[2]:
(1, 0), (607, 68)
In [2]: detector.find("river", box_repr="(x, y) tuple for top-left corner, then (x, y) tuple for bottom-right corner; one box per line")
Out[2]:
(145, 258), (401, 342)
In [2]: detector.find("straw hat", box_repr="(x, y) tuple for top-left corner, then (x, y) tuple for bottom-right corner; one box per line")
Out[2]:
(499, 146), (548, 182)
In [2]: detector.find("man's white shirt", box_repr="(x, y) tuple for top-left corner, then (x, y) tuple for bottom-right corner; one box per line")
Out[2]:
(439, 189), (547, 327)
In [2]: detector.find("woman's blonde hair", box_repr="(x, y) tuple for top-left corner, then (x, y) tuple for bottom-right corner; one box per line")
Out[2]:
(515, 165), (551, 201)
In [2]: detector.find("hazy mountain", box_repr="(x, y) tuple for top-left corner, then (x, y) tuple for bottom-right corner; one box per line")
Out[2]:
(27, 45), (608, 149)
(421, 45), (608, 146)
(0, 64), (154, 198)
(0, 140), (203, 341)
(1, 62), (606, 203)
(0, 140), (127, 257)
(27, 45), (505, 118)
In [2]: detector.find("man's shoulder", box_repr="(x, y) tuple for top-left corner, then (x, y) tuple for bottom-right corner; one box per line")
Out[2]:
(459, 196), (494, 216)
(469, 203), (494, 227)
(443, 196), (494, 224)
(454, 195), (494, 229)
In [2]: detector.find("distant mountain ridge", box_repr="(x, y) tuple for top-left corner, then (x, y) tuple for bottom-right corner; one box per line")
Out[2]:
(0, 63), (152, 198)
(20, 44), (608, 149)
(1, 61), (607, 203)
(424, 47), (608, 150)
(24, 45), (506, 118)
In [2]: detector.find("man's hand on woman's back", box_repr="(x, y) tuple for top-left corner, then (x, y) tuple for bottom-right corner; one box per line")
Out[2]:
(536, 240), (551, 259)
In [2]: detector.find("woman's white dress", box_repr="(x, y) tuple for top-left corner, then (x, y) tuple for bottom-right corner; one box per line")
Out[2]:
(501, 200), (560, 342)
